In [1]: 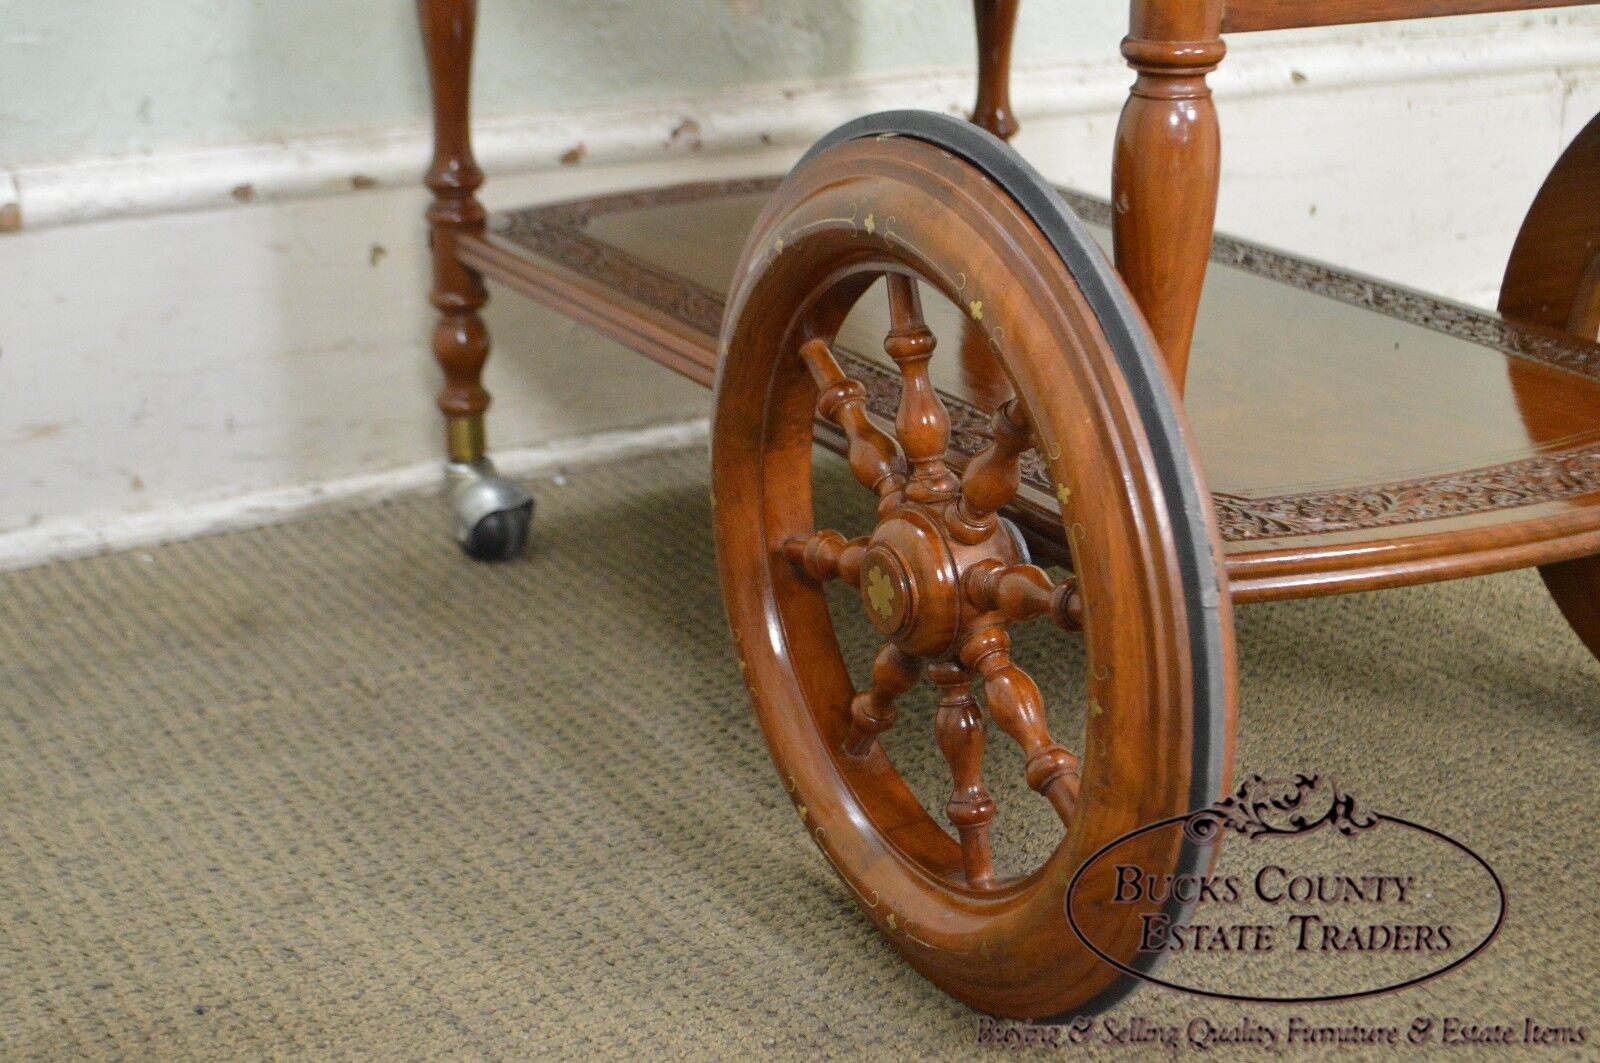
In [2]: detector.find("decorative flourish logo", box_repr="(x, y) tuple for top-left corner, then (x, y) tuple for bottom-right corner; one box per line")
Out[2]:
(1182, 774), (1379, 845)
(1065, 774), (1506, 1004)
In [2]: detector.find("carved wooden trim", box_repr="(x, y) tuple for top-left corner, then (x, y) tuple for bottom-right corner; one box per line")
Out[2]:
(1051, 189), (1600, 381)
(491, 180), (1600, 542)
(495, 177), (780, 338)
(1212, 444), (1600, 540)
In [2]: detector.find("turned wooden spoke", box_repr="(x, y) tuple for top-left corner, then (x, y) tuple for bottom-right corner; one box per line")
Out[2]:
(948, 398), (1034, 544)
(930, 661), (997, 889)
(798, 339), (907, 506)
(960, 627), (1081, 826)
(781, 530), (869, 586)
(884, 275), (961, 503)
(845, 643), (921, 757)
(963, 559), (1084, 631)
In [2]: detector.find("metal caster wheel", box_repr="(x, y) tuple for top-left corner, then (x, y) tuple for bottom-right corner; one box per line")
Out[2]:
(446, 459), (533, 561)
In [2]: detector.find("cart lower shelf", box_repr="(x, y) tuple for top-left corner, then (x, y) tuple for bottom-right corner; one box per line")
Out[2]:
(455, 176), (1600, 603)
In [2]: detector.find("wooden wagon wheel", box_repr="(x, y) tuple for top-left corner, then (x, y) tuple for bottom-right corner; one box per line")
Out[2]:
(1502, 111), (1600, 661)
(712, 112), (1236, 1019)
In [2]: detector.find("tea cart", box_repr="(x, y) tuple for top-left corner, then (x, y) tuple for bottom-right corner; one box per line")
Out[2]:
(416, 0), (1600, 1019)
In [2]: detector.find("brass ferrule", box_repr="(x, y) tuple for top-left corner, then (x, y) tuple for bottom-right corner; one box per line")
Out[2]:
(446, 414), (486, 464)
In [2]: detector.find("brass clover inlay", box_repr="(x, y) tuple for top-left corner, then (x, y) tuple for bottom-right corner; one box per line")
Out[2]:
(865, 565), (897, 619)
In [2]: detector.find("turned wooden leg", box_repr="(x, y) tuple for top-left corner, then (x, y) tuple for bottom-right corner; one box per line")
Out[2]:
(970, 0), (1021, 141)
(1111, 2), (1225, 391)
(420, 0), (490, 462)
(959, 1), (1024, 405)
(419, 0), (532, 560)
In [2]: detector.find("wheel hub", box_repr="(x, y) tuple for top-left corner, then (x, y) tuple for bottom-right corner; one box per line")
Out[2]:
(859, 505), (1018, 660)
(859, 543), (914, 638)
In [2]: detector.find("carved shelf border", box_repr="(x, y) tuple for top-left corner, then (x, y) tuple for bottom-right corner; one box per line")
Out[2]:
(1051, 189), (1600, 383)
(494, 179), (1600, 542)
(1211, 444), (1600, 540)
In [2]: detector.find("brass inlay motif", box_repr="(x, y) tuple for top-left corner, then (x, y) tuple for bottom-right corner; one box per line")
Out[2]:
(865, 565), (896, 619)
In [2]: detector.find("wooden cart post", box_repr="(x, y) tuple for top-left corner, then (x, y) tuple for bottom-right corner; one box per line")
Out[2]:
(418, 0), (533, 560)
(1112, 0), (1224, 391)
(419, 0), (489, 465)
(970, 0), (1022, 141)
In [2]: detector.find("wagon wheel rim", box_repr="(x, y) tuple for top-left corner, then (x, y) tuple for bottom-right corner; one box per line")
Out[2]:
(713, 115), (1234, 1018)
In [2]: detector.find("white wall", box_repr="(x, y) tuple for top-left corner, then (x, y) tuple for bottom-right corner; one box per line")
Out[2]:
(1, 1), (1129, 168)
(2, 2), (1598, 565)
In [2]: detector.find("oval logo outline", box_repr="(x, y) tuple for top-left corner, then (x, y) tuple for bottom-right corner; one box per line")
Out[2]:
(1065, 806), (1507, 1005)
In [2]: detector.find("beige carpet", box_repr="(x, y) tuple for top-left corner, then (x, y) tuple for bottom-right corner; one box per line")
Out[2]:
(1, 445), (1596, 1060)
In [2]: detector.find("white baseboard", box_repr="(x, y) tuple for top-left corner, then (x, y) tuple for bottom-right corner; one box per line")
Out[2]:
(4, 22), (1596, 232)
(0, 418), (709, 572)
